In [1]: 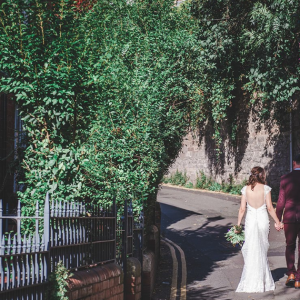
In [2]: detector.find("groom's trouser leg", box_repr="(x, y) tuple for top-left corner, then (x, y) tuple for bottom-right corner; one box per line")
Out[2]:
(284, 223), (298, 277)
(297, 225), (300, 281)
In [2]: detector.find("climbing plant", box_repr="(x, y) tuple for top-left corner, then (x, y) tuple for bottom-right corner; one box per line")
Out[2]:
(0, 0), (201, 223)
(186, 0), (300, 147)
(0, 0), (299, 224)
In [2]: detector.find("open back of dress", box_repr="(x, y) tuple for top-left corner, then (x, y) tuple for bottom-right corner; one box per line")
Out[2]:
(244, 184), (265, 209)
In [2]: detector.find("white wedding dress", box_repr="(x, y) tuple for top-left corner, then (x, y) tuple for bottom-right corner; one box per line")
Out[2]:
(236, 185), (275, 293)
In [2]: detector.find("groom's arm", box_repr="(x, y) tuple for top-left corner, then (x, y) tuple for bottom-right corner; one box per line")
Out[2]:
(276, 179), (286, 222)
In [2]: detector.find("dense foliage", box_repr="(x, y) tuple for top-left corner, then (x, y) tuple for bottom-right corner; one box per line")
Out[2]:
(163, 170), (247, 195)
(187, 0), (300, 147)
(47, 261), (73, 300)
(0, 0), (299, 221)
(0, 0), (200, 221)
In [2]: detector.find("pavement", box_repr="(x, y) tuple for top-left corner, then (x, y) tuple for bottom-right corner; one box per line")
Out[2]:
(153, 184), (300, 300)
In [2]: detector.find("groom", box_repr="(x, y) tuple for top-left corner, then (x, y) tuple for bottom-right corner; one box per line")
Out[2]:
(276, 153), (300, 289)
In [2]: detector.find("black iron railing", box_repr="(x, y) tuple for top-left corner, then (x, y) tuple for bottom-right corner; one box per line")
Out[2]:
(0, 194), (144, 300)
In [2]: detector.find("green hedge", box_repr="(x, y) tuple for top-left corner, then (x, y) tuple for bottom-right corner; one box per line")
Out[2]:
(164, 170), (247, 195)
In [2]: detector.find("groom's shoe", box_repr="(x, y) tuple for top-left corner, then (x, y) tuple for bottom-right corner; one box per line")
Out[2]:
(295, 281), (300, 289)
(286, 274), (295, 287)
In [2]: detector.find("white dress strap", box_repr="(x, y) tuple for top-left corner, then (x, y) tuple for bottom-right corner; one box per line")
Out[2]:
(264, 185), (272, 202)
(264, 185), (272, 195)
(241, 186), (247, 195)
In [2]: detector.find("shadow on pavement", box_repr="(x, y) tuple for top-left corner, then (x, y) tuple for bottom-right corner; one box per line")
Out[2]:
(160, 203), (240, 298)
(187, 284), (231, 300)
(271, 268), (286, 282)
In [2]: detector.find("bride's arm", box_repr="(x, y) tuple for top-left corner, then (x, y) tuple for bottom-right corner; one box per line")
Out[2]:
(266, 192), (281, 227)
(237, 194), (246, 226)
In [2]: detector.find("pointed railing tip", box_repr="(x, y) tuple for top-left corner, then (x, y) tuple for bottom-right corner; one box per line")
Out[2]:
(0, 193), (138, 288)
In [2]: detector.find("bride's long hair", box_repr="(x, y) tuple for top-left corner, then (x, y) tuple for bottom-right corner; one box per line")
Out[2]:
(247, 166), (266, 191)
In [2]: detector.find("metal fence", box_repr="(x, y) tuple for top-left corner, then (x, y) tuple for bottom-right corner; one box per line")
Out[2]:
(0, 194), (144, 300)
(0, 196), (49, 300)
(116, 199), (144, 276)
(49, 198), (117, 271)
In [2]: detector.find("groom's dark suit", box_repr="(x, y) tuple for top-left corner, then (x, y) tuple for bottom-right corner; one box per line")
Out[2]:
(276, 169), (300, 280)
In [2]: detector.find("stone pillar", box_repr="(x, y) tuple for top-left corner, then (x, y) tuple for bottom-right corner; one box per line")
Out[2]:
(142, 250), (155, 300)
(124, 257), (142, 300)
(148, 225), (159, 271)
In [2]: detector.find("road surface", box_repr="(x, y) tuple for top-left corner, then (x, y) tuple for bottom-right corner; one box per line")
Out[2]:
(157, 185), (299, 300)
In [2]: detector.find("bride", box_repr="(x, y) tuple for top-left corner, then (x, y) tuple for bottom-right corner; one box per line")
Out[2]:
(235, 166), (283, 293)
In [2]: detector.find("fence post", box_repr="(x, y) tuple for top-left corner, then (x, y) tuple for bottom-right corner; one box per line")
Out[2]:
(140, 209), (144, 267)
(5, 203), (8, 232)
(17, 199), (21, 287)
(0, 200), (2, 244)
(44, 192), (50, 281)
(17, 200), (21, 237)
(113, 196), (117, 263)
(123, 199), (128, 277)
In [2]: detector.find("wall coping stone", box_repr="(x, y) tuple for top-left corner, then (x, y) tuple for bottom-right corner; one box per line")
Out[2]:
(68, 263), (123, 291)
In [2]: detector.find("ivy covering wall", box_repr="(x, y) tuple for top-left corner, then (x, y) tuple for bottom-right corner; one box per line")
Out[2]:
(0, 0), (299, 223)
(0, 0), (201, 222)
(187, 0), (300, 150)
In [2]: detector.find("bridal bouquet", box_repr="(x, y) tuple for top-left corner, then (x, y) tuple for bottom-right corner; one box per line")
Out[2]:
(225, 225), (245, 247)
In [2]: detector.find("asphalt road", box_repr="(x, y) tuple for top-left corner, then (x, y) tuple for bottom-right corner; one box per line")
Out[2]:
(157, 185), (300, 300)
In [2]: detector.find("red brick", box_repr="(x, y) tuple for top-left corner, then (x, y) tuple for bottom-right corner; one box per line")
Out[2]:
(111, 284), (123, 296)
(105, 288), (112, 298)
(102, 279), (109, 290)
(92, 282), (103, 294)
(100, 265), (111, 280)
(109, 278), (115, 287)
(116, 294), (124, 300)
(108, 295), (122, 300)
(98, 290), (106, 299)
(104, 264), (122, 278)
(117, 284), (124, 294)
(84, 270), (100, 286)
(76, 270), (90, 285)
(70, 290), (79, 300)
(89, 269), (101, 282)
(69, 275), (84, 290)
(78, 286), (92, 298)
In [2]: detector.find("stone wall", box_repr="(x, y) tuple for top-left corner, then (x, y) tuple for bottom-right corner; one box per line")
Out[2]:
(168, 104), (300, 189)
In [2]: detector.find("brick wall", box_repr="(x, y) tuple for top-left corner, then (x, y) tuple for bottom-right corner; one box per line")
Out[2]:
(67, 263), (124, 300)
(66, 241), (159, 300)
